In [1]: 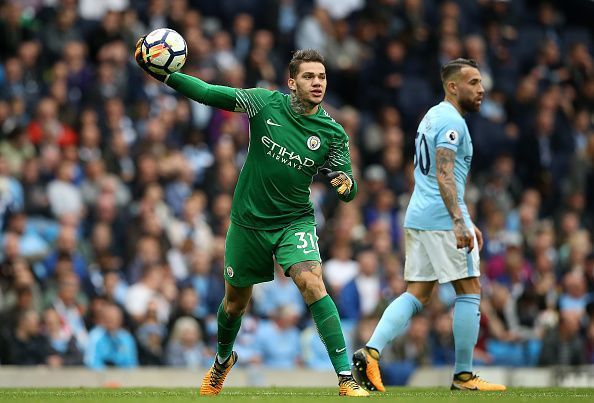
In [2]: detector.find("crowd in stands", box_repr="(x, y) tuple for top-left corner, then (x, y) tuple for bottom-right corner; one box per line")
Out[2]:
(0, 0), (593, 383)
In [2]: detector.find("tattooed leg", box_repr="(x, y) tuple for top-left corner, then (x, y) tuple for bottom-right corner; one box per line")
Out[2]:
(290, 261), (352, 374)
(289, 261), (326, 304)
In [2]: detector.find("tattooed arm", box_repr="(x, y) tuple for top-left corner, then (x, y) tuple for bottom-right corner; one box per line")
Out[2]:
(435, 147), (474, 251)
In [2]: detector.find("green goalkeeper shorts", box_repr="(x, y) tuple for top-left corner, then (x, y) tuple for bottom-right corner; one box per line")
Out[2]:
(223, 218), (322, 287)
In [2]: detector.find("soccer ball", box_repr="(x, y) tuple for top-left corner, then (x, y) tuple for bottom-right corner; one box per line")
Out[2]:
(141, 28), (187, 75)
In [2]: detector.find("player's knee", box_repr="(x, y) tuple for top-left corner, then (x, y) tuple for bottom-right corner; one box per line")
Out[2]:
(296, 275), (326, 302)
(224, 298), (249, 317)
(453, 277), (481, 295)
(308, 278), (326, 299)
(415, 293), (432, 306)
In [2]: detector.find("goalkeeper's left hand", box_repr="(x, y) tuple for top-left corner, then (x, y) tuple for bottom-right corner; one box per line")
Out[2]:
(319, 168), (353, 195)
(134, 36), (168, 82)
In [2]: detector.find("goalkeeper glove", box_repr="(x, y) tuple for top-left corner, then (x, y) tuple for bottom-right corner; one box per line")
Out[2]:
(134, 36), (168, 82)
(319, 168), (353, 196)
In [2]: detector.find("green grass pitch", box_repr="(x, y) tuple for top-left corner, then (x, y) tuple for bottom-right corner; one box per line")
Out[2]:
(0, 388), (592, 403)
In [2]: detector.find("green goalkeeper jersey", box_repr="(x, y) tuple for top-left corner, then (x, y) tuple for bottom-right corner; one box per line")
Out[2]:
(167, 72), (358, 230)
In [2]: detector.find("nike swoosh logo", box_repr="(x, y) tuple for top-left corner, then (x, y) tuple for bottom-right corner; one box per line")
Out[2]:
(335, 347), (346, 353)
(266, 118), (282, 127)
(303, 249), (317, 254)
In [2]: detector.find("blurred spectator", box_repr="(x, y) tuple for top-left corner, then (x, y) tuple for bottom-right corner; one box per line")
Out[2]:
(87, 10), (125, 63)
(125, 235), (162, 284)
(325, 18), (364, 105)
(339, 249), (382, 321)
(47, 161), (84, 219)
(4, 212), (49, 259)
(2, 280), (35, 322)
(104, 131), (136, 184)
(231, 13), (254, 62)
(166, 286), (207, 343)
(381, 316), (432, 385)
(166, 192), (214, 279)
(42, 307), (83, 365)
(165, 316), (210, 368)
(0, 156), (24, 229)
(0, 257), (43, 322)
(252, 264), (305, 319)
(98, 269), (128, 307)
(232, 312), (262, 367)
(481, 284), (541, 367)
(27, 97), (77, 147)
(252, 305), (302, 369)
(323, 243), (358, 297)
(0, 125), (35, 176)
(5, 309), (60, 366)
(46, 271), (88, 352)
(539, 311), (586, 366)
(135, 317), (166, 366)
(0, 3), (35, 61)
(300, 322), (334, 371)
(363, 188), (401, 249)
(124, 262), (170, 325)
(429, 309), (455, 366)
(41, 225), (87, 282)
(21, 157), (51, 217)
(559, 271), (591, 314)
(179, 249), (224, 318)
(84, 302), (137, 369)
(295, 7), (331, 53)
(43, 8), (82, 61)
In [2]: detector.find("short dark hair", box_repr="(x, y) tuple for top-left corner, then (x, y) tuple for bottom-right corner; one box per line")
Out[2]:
(440, 58), (479, 85)
(289, 49), (325, 78)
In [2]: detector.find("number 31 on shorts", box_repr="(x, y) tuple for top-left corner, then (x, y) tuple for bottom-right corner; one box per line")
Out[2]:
(294, 231), (319, 255)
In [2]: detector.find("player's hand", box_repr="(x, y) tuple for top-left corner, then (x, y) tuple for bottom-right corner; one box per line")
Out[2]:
(134, 36), (168, 82)
(319, 168), (353, 195)
(454, 218), (474, 253)
(473, 224), (483, 251)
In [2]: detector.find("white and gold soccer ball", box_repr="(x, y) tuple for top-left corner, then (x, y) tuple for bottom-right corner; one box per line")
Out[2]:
(141, 28), (187, 75)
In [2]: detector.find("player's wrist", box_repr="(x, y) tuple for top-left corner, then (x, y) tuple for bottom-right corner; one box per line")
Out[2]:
(141, 65), (168, 82)
(318, 168), (353, 196)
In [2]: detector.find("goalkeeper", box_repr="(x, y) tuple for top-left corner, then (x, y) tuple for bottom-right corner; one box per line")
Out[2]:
(135, 42), (368, 397)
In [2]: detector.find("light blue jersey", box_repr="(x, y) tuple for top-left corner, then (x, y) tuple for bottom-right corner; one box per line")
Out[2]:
(404, 101), (473, 230)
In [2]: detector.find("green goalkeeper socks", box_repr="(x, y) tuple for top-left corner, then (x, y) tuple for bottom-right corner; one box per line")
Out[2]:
(216, 302), (243, 362)
(309, 295), (351, 374)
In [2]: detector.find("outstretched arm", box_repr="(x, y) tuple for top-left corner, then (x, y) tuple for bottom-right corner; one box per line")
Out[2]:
(135, 36), (243, 112)
(435, 147), (473, 251)
(167, 74), (271, 118)
(140, 68), (273, 117)
(165, 72), (237, 111)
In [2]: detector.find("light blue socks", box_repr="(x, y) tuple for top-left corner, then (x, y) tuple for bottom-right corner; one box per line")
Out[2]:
(366, 291), (481, 375)
(367, 292), (423, 353)
(453, 294), (481, 374)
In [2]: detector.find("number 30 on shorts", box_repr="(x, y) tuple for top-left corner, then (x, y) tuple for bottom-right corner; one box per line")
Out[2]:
(294, 231), (319, 255)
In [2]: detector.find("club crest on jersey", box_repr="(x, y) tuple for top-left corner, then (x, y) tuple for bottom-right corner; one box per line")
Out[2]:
(446, 129), (459, 144)
(307, 136), (321, 150)
(226, 266), (234, 278)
